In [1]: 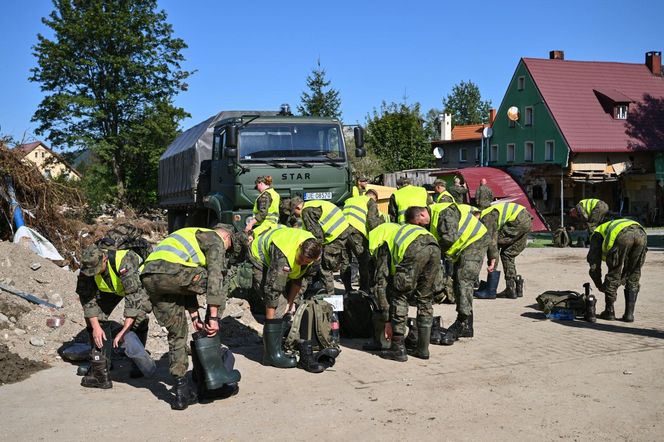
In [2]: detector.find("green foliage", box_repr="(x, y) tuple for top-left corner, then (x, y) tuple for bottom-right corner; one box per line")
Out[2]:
(297, 59), (341, 119)
(441, 80), (492, 127)
(30, 0), (191, 207)
(365, 101), (434, 172)
(345, 131), (383, 182)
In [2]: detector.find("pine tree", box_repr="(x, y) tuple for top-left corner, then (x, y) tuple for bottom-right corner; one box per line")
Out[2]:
(297, 59), (342, 119)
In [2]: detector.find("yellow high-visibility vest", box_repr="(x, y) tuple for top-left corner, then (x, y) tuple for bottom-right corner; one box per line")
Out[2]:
(251, 227), (317, 280)
(480, 202), (526, 229)
(343, 195), (370, 237)
(253, 187), (280, 225)
(444, 204), (487, 260)
(429, 202), (454, 241)
(579, 199), (600, 218)
(144, 228), (209, 268)
(303, 200), (350, 244)
(393, 185), (429, 224)
(94, 249), (134, 297)
(592, 219), (642, 261)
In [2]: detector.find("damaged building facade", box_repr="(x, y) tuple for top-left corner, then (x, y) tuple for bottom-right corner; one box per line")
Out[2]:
(488, 50), (664, 228)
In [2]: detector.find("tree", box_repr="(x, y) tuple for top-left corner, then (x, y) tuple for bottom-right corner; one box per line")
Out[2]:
(297, 59), (341, 119)
(365, 101), (433, 172)
(441, 80), (492, 127)
(30, 0), (191, 207)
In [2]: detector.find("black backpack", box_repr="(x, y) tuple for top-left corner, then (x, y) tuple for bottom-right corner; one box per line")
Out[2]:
(96, 223), (152, 261)
(340, 290), (375, 338)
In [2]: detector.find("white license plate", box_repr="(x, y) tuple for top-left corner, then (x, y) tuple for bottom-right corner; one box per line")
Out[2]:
(324, 294), (344, 312)
(304, 191), (332, 200)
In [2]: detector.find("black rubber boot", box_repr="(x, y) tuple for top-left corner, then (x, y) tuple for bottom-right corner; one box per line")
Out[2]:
(380, 335), (408, 362)
(81, 349), (112, 389)
(622, 289), (638, 323)
(584, 294), (597, 323)
(408, 326), (431, 360)
(362, 311), (390, 351)
(262, 319), (297, 368)
(297, 340), (326, 373)
(515, 275), (524, 298)
(193, 332), (241, 389)
(496, 279), (517, 299)
(474, 271), (501, 299)
(440, 313), (472, 345)
(430, 316), (444, 345)
(340, 266), (353, 293)
(404, 317), (418, 350)
(171, 376), (198, 410)
(599, 299), (616, 320)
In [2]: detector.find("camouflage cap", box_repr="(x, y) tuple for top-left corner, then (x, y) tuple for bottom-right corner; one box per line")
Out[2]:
(396, 176), (412, 187)
(433, 179), (446, 187)
(290, 196), (304, 213)
(211, 223), (235, 232)
(80, 245), (104, 277)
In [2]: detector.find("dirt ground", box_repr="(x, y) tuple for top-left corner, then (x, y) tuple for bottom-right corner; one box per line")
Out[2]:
(0, 246), (663, 441)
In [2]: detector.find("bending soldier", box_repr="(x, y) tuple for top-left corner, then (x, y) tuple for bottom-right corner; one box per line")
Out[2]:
(570, 198), (610, 234)
(141, 225), (243, 410)
(368, 221), (441, 362)
(388, 176), (432, 224)
(77, 245), (152, 389)
(292, 198), (350, 293)
(250, 227), (322, 368)
(341, 188), (384, 293)
(410, 203), (488, 345)
(477, 202), (532, 299)
(587, 219), (647, 322)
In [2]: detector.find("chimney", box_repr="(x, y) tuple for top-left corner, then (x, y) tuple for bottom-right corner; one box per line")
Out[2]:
(489, 108), (496, 125)
(549, 50), (564, 60)
(645, 51), (662, 76)
(440, 113), (452, 141)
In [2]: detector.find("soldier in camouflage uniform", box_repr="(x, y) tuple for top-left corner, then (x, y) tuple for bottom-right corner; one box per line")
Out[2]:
(587, 219), (647, 322)
(480, 202), (532, 298)
(388, 177), (433, 223)
(448, 176), (469, 204)
(141, 224), (243, 410)
(77, 245), (152, 389)
(291, 197), (350, 293)
(432, 179), (455, 204)
(410, 204), (489, 345)
(368, 222), (441, 362)
(341, 189), (384, 293)
(474, 178), (494, 209)
(570, 198), (610, 234)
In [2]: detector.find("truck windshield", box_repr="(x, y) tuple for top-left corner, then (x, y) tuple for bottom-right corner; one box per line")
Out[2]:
(238, 123), (345, 162)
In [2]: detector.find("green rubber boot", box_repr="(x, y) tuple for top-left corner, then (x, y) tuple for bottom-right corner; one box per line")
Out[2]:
(193, 332), (241, 389)
(262, 319), (297, 368)
(408, 326), (431, 360)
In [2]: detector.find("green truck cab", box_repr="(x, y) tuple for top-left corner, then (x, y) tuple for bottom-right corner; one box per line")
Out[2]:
(159, 107), (365, 232)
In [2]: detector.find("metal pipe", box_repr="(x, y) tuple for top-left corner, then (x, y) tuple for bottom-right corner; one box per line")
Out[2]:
(560, 168), (564, 228)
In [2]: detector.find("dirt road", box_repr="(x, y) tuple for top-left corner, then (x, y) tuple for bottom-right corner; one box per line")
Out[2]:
(1, 247), (663, 441)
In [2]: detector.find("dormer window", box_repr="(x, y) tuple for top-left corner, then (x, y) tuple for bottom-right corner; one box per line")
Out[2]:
(615, 105), (628, 119)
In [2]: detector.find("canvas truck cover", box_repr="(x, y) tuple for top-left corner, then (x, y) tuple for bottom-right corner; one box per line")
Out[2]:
(158, 110), (277, 206)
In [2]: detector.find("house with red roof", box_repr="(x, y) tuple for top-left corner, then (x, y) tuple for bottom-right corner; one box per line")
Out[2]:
(431, 110), (496, 169)
(14, 141), (81, 181)
(489, 50), (664, 226)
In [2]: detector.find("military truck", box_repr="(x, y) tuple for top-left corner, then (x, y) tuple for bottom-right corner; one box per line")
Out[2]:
(159, 106), (365, 232)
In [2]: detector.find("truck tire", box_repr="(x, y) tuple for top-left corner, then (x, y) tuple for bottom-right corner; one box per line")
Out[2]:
(167, 210), (187, 233)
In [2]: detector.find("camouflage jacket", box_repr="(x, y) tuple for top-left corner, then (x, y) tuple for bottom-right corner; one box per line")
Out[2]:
(77, 250), (147, 319)
(475, 184), (494, 209)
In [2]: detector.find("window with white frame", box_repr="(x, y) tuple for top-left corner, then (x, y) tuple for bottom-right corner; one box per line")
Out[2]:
(518, 76), (525, 91)
(525, 107), (533, 126)
(507, 144), (515, 162)
(545, 140), (554, 161)
(491, 145), (498, 161)
(459, 148), (468, 163)
(525, 142), (534, 161)
(614, 105), (628, 119)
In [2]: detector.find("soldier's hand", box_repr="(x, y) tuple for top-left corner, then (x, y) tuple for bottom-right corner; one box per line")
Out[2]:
(192, 318), (205, 332)
(487, 259), (496, 273)
(92, 326), (106, 349)
(384, 322), (393, 340)
(205, 318), (219, 337)
(112, 330), (126, 349)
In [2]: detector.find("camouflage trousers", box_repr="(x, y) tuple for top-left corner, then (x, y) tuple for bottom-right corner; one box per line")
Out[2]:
(250, 253), (296, 310)
(453, 234), (489, 316)
(321, 236), (348, 294)
(497, 212), (532, 282)
(602, 227), (648, 303)
(141, 267), (209, 378)
(390, 237), (441, 335)
(342, 228), (371, 292)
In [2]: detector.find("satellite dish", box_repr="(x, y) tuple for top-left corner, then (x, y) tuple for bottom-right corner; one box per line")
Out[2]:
(482, 127), (493, 138)
(507, 106), (520, 121)
(432, 147), (444, 159)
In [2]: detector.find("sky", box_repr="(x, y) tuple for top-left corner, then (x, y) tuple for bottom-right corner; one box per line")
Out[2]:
(1, 0), (662, 147)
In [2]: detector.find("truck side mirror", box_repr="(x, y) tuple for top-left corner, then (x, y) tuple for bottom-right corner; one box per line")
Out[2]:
(225, 124), (238, 159)
(355, 148), (366, 158)
(354, 126), (364, 148)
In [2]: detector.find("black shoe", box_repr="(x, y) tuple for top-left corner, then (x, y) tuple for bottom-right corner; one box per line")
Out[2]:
(81, 359), (112, 389)
(496, 281), (517, 299)
(297, 340), (326, 373)
(458, 314), (474, 338)
(440, 314), (472, 345)
(171, 376), (198, 410)
(622, 289), (637, 322)
(404, 318), (418, 350)
(129, 362), (144, 379)
(515, 275), (524, 298)
(599, 303), (616, 320)
(584, 294), (597, 323)
(430, 316), (443, 345)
